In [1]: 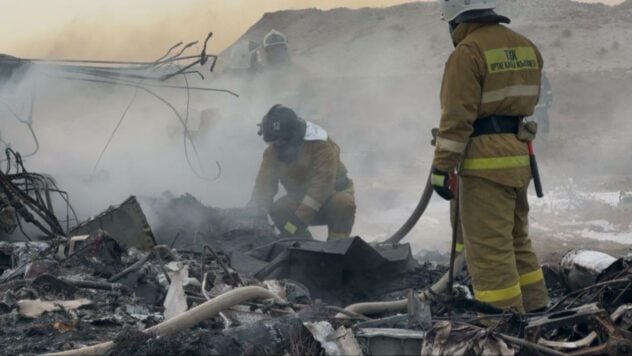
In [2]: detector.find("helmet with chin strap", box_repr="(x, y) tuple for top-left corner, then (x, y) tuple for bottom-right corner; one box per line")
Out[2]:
(258, 104), (306, 144)
(436, 0), (497, 22)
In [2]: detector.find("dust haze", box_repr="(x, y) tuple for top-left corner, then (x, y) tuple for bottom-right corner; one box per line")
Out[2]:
(1, 0), (631, 253)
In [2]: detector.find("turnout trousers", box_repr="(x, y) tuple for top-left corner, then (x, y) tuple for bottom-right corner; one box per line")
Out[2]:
(460, 175), (549, 313)
(269, 191), (356, 240)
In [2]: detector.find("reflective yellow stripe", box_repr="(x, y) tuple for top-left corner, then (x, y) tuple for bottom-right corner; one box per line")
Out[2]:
(431, 174), (445, 187)
(462, 155), (530, 170)
(474, 283), (522, 303)
(301, 195), (322, 211)
(519, 269), (544, 286)
(436, 137), (468, 154)
(485, 47), (539, 74)
(481, 85), (540, 104)
(455, 243), (464, 253)
(284, 222), (297, 234)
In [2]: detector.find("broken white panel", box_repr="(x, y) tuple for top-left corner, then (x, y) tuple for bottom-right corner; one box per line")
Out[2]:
(163, 261), (189, 320)
(356, 328), (427, 339)
(304, 321), (363, 356)
(421, 321), (515, 356)
(18, 298), (92, 318)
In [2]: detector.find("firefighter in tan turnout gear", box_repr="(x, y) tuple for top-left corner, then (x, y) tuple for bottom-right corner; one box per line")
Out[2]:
(432, 0), (549, 313)
(250, 105), (356, 240)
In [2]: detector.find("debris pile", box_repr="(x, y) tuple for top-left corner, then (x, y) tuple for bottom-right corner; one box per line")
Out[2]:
(1, 191), (631, 356)
(1, 150), (631, 356)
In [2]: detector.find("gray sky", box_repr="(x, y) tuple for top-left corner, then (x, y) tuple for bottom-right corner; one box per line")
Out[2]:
(0, 0), (624, 60)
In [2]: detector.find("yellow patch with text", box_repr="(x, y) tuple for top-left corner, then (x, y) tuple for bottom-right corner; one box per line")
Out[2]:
(485, 47), (539, 74)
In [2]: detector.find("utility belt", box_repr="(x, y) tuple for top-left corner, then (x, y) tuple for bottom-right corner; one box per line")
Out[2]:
(471, 116), (522, 138)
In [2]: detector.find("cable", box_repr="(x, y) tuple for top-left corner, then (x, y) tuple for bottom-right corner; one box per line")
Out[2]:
(92, 84), (141, 173)
(51, 75), (239, 97)
(0, 98), (40, 159)
(176, 63), (222, 182)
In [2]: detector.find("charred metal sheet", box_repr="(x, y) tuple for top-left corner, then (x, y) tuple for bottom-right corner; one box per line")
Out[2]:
(142, 193), (275, 251)
(526, 303), (608, 341)
(226, 250), (269, 276)
(253, 237), (420, 305)
(525, 303), (632, 354)
(70, 196), (156, 250)
(374, 243), (417, 273)
(287, 237), (385, 270)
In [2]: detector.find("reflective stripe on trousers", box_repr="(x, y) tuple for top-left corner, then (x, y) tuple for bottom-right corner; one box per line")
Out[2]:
(519, 268), (544, 286)
(463, 155), (530, 170)
(473, 268), (544, 304)
(474, 283), (522, 303)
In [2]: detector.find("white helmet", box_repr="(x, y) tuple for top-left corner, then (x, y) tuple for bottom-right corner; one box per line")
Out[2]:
(263, 30), (288, 49)
(437, 0), (497, 22)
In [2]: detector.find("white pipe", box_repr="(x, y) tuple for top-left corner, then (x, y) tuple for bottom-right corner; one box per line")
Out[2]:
(335, 254), (465, 318)
(45, 286), (285, 356)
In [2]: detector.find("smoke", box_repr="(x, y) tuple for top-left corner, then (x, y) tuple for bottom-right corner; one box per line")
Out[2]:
(2, 1), (630, 253)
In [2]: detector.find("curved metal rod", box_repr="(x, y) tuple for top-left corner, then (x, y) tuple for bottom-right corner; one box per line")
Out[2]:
(155, 42), (184, 63)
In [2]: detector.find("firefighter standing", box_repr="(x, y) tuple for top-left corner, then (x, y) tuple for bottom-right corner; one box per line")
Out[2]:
(250, 105), (356, 240)
(262, 30), (290, 68)
(431, 0), (549, 313)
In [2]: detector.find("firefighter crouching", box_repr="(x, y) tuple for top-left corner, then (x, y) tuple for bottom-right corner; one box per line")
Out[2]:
(431, 0), (549, 313)
(250, 104), (356, 240)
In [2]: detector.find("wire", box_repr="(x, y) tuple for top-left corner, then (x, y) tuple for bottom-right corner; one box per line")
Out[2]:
(64, 71), (224, 181)
(0, 95), (40, 159)
(51, 75), (239, 97)
(92, 84), (141, 173)
(176, 63), (222, 182)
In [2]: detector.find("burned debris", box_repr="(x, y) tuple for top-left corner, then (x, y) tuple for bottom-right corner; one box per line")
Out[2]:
(0, 176), (630, 355)
(1, 2), (631, 354)
(0, 152), (630, 355)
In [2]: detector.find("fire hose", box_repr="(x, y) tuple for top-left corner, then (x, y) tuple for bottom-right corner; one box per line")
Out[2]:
(381, 128), (439, 245)
(335, 253), (466, 318)
(384, 122), (543, 246)
(45, 286), (286, 356)
(382, 172), (434, 245)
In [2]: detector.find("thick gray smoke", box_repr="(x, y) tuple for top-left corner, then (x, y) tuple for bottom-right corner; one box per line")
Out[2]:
(2, 1), (631, 254)
(0, 49), (451, 251)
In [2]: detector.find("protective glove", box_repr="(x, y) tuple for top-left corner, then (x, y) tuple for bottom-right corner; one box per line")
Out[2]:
(431, 167), (456, 200)
(281, 214), (309, 237)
